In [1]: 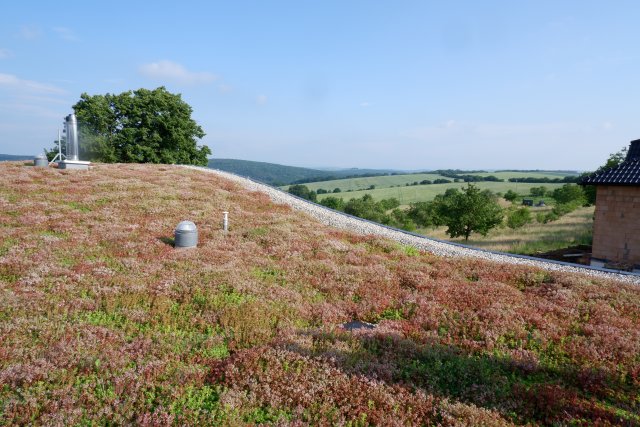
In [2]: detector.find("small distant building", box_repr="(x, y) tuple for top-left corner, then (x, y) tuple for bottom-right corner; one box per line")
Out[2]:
(522, 199), (533, 206)
(581, 139), (640, 272)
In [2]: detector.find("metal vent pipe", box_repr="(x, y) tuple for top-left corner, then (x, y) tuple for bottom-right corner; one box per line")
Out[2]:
(65, 114), (79, 161)
(175, 220), (198, 248)
(34, 153), (48, 167)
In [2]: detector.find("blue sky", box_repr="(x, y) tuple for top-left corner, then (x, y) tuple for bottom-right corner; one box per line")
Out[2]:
(1, 1), (638, 170)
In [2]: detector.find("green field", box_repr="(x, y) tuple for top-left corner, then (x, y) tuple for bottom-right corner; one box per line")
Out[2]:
(317, 181), (567, 205)
(285, 170), (577, 200)
(285, 173), (447, 192)
(475, 171), (579, 179)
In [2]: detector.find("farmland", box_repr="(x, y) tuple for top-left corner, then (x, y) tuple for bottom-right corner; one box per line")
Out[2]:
(317, 180), (568, 205)
(285, 170), (578, 205)
(298, 171), (590, 256)
(474, 171), (580, 179)
(0, 162), (638, 425)
(285, 173), (451, 192)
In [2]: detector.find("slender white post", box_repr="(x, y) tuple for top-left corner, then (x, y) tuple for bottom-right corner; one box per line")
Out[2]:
(223, 211), (229, 233)
(49, 128), (66, 165)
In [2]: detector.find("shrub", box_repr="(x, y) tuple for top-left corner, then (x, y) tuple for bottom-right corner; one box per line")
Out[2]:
(530, 186), (548, 197)
(344, 194), (385, 222)
(320, 196), (345, 210)
(506, 207), (532, 229)
(379, 198), (400, 210)
(407, 201), (438, 228)
(387, 209), (417, 231)
(504, 190), (518, 202)
(288, 184), (317, 202)
(543, 211), (560, 223)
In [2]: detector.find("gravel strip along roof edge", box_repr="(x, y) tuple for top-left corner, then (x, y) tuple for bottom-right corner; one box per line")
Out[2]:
(183, 165), (640, 285)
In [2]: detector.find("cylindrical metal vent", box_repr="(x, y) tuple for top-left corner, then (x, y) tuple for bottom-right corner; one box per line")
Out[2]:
(34, 153), (48, 167)
(65, 113), (79, 161)
(223, 211), (229, 233)
(174, 221), (198, 248)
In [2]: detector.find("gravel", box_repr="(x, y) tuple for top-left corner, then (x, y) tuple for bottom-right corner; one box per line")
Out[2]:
(185, 165), (640, 285)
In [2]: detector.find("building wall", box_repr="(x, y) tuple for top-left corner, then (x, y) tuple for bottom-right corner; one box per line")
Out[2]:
(592, 185), (640, 267)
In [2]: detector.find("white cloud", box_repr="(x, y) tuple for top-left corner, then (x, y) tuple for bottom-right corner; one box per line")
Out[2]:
(360, 101), (371, 107)
(52, 27), (78, 41)
(0, 48), (12, 59)
(0, 73), (65, 94)
(18, 25), (42, 40)
(256, 94), (268, 105)
(139, 60), (217, 85)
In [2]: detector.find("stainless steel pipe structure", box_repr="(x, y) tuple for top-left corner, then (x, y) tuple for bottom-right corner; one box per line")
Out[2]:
(64, 113), (79, 161)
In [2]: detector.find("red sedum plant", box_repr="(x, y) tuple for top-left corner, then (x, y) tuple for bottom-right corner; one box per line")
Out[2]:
(0, 162), (638, 425)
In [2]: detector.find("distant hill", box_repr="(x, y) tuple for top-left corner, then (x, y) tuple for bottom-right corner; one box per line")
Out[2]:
(207, 158), (400, 186)
(0, 154), (32, 161)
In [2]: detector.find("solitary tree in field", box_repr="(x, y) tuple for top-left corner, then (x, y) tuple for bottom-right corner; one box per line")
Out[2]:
(434, 184), (504, 241)
(71, 87), (211, 165)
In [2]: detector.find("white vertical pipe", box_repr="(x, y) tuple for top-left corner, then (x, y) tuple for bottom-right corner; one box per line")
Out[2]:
(65, 114), (79, 161)
(223, 211), (229, 233)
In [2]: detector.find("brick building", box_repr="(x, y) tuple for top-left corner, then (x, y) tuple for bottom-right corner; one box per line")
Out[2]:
(581, 139), (640, 272)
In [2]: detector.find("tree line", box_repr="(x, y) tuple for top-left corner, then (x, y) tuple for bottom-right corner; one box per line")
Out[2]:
(507, 176), (579, 183)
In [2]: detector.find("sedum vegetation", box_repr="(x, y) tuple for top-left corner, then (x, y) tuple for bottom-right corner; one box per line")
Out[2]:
(0, 162), (639, 425)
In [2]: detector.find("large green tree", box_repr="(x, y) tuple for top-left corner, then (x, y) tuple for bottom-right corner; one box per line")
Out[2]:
(552, 184), (585, 205)
(581, 146), (627, 205)
(72, 87), (211, 165)
(433, 184), (504, 241)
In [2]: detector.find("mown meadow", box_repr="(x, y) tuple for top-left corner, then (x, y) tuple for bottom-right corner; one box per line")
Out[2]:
(288, 170), (576, 199)
(316, 182), (568, 206)
(0, 163), (638, 425)
(423, 205), (595, 254)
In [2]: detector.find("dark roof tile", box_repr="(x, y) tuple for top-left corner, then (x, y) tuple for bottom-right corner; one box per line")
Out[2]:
(581, 158), (640, 186)
(626, 139), (640, 161)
